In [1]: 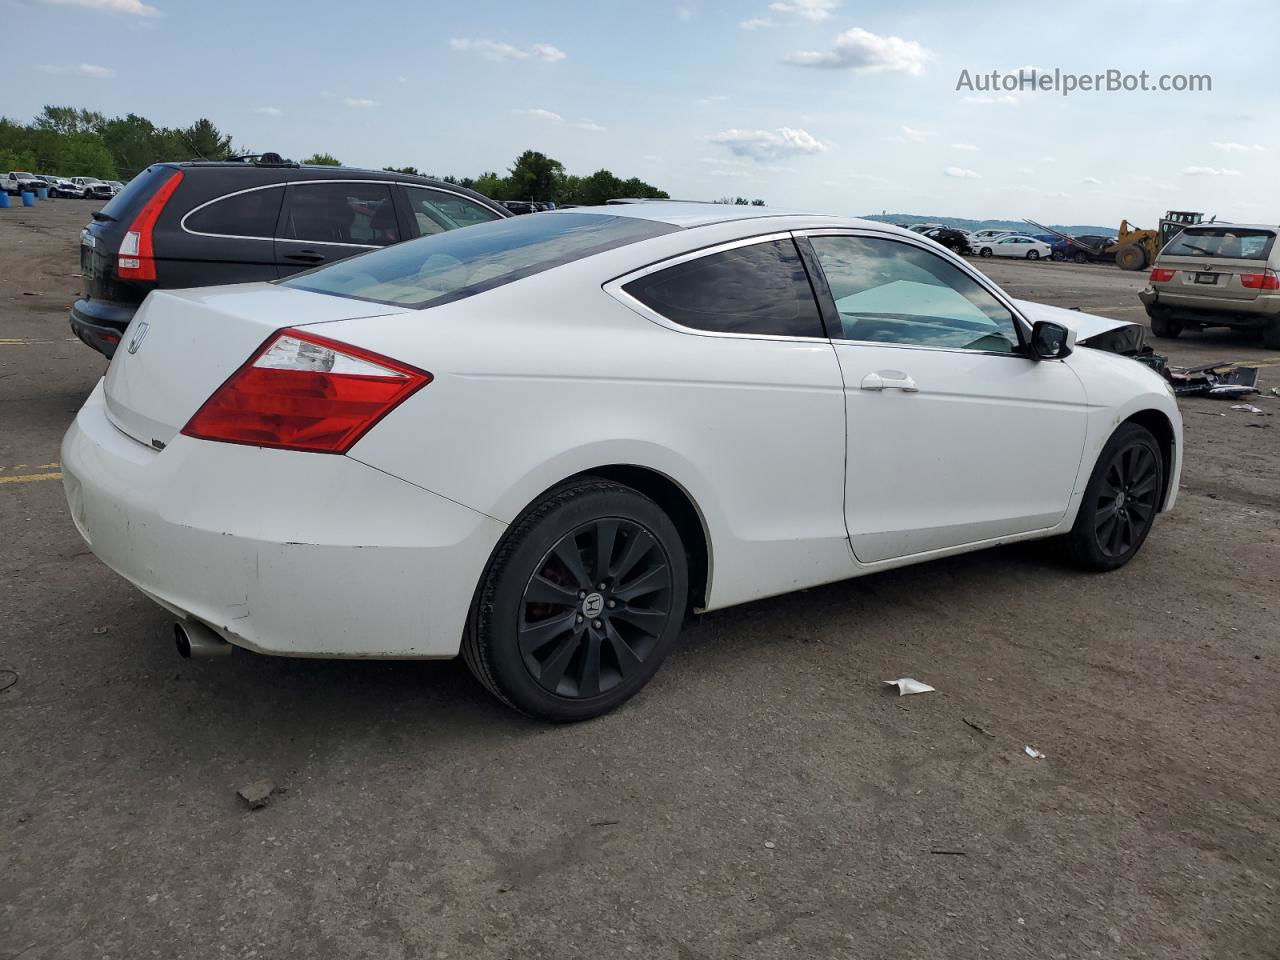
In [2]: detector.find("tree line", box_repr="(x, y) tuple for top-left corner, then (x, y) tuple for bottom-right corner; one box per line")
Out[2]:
(0, 106), (681, 206)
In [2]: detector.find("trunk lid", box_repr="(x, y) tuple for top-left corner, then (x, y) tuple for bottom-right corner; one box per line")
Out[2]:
(103, 283), (400, 449)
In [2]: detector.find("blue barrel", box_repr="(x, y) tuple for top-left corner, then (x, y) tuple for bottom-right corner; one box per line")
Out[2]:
(36, 187), (48, 201)
(0, 192), (9, 209)
(21, 192), (35, 207)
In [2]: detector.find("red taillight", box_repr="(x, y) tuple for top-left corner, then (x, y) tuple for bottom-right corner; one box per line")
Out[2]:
(1240, 270), (1280, 290)
(116, 170), (183, 281)
(1149, 268), (1177, 282)
(181, 329), (432, 454)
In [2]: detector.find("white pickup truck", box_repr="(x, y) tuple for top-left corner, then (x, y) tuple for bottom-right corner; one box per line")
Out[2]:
(3, 171), (45, 195)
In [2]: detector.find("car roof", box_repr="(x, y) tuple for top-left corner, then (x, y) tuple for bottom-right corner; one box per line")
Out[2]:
(158, 160), (474, 191)
(1177, 222), (1278, 232)
(549, 200), (899, 234)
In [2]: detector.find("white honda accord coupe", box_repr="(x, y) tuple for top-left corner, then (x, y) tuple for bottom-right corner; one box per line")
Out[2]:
(62, 202), (1182, 721)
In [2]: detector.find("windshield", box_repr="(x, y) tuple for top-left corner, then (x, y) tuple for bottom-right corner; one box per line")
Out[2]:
(282, 212), (678, 309)
(1164, 228), (1276, 261)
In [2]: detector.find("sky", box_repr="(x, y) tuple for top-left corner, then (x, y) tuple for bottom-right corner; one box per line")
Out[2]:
(3, 0), (1276, 227)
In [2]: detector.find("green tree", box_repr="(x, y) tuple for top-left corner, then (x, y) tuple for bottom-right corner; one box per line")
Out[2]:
(303, 152), (342, 166)
(472, 170), (508, 201)
(506, 149), (563, 201)
(383, 165), (420, 176)
(173, 118), (233, 160)
(54, 133), (117, 179)
(34, 105), (105, 137)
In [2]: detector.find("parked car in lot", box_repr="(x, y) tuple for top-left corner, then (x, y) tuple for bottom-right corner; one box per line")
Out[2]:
(63, 202), (1182, 721)
(72, 158), (509, 356)
(3, 171), (44, 195)
(105, 179), (126, 195)
(70, 178), (114, 200)
(971, 228), (1019, 244)
(1139, 224), (1280, 348)
(922, 226), (973, 255)
(36, 176), (85, 199)
(976, 235), (1052, 260)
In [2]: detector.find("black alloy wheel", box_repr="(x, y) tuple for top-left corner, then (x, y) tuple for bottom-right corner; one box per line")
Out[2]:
(1068, 423), (1164, 571)
(464, 479), (689, 721)
(519, 517), (674, 699)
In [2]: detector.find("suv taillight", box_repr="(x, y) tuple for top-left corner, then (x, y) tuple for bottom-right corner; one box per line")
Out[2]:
(1149, 268), (1177, 282)
(181, 329), (432, 454)
(1240, 270), (1280, 290)
(116, 170), (183, 281)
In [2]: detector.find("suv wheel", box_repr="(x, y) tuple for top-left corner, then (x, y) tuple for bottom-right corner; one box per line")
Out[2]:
(1264, 317), (1280, 350)
(1149, 312), (1183, 339)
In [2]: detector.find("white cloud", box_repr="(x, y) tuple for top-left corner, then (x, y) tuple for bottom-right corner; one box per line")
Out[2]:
(901, 125), (933, 142)
(37, 0), (158, 15)
(1183, 166), (1241, 176)
(676, 4), (695, 20)
(1210, 141), (1264, 152)
(254, 106), (283, 116)
(943, 167), (980, 179)
(1081, 176), (1102, 185)
(1047, 191), (1071, 199)
(739, 17), (775, 29)
(449, 38), (565, 63)
(709, 169), (751, 178)
(950, 143), (979, 152)
(342, 97), (376, 108)
(697, 95), (729, 105)
(769, 0), (838, 21)
(784, 27), (931, 75)
(37, 63), (115, 78)
(1040, 156), (1057, 163)
(963, 94), (1018, 105)
(397, 76), (408, 84)
(709, 127), (829, 162)
(517, 108), (564, 123)
(576, 119), (607, 132)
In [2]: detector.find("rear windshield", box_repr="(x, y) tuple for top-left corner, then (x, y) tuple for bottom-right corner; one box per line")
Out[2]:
(1164, 227), (1276, 261)
(281, 212), (678, 309)
(99, 165), (176, 220)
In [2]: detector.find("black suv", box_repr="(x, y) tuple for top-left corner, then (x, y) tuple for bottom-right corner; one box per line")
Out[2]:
(73, 158), (509, 356)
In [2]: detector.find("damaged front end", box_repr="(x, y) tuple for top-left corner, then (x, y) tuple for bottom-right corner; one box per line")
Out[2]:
(1013, 298), (1166, 372)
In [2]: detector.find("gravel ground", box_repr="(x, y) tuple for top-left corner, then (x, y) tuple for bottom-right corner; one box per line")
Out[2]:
(1, 201), (1277, 960)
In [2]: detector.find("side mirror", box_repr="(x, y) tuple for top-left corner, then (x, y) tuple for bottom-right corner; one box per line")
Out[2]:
(1030, 320), (1075, 359)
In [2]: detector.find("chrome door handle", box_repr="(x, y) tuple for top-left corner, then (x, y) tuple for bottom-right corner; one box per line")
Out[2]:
(860, 370), (919, 392)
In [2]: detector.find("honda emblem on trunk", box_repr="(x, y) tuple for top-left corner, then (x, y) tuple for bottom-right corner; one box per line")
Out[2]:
(127, 321), (149, 354)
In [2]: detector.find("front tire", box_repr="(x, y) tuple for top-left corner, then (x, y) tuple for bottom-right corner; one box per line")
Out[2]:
(979, 247), (993, 258)
(464, 479), (689, 722)
(1027, 250), (1040, 260)
(1068, 423), (1164, 571)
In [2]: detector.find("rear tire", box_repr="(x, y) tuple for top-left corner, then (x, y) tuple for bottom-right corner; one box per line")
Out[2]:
(463, 478), (689, 722)
(1149, 312), (1183, 339)
(979, 247), (993, 258)
(1068, 423), (1164, 571)
(1027, 250), (1040, 260)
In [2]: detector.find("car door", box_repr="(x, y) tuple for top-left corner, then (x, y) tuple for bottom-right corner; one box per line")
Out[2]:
(275, 180), (400, 276)
(798, 230), (1089, 564)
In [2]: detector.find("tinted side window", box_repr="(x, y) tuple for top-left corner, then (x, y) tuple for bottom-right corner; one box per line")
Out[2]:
(403, 186), (502, 236)
(282, 182), (399, 246)
(810, 235), (1019, 353)
(185, 187), (284, 238)
(622, 239), (824, 338)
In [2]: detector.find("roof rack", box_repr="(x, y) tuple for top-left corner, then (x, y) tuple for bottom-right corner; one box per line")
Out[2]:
(225, 152), (300, 168)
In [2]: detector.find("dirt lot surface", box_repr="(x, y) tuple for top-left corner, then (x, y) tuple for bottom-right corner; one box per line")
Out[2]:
(2, 202), (1277, 960)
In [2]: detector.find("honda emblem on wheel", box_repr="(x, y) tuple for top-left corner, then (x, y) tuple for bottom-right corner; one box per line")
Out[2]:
(127, 321), (149, 355)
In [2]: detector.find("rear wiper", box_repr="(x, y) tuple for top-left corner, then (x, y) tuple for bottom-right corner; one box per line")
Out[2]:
(91, 211), (115, 223)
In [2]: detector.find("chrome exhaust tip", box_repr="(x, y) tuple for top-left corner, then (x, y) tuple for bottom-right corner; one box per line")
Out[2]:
(174, 620), (232, 659)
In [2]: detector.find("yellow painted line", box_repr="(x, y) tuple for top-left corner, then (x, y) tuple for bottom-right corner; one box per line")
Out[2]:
(0, 463), (60, 472)
(0, 471), (63, 485)
(0, 337), (79, 345)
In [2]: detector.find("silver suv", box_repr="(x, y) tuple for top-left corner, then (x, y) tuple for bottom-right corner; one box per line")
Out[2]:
(1139, 224), (1280, 348)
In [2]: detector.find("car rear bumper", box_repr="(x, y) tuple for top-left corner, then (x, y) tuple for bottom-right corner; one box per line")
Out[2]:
(70, 298), (138, 357)
(1140, 286), (1280, 325)
(61, 382), (507, 658)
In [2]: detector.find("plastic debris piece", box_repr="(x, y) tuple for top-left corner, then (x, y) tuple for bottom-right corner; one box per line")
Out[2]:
(1231, 403), (1263, 413)
(883, 678), (935, 696)
(1024, 746), (1046, 760)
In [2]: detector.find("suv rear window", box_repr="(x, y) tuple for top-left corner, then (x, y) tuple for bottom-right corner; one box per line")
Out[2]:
(184, 186), (284, 238)
(1164, 227), (1276, 261)
(282, 212), (677, 308)
(99, 165), (177, 220)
